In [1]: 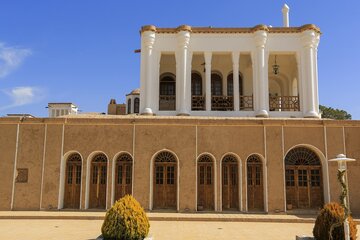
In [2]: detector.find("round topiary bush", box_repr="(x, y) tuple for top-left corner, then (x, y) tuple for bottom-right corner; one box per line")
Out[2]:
(313, 202), (357, 240)
(101, 195), (150, 240)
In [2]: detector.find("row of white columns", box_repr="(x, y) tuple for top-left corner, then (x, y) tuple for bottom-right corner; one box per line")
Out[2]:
(140, 25), (320, 118)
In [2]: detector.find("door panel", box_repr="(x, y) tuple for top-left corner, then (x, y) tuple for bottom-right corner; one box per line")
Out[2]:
(222, 163), (239, 210)
(198, 164), (214, 211)
(89, 162), (107, 209)
(247, 163), (264, 211)
(154, 163), (177, 209)
(64, 162), (81, 209)
(115, 162), (132, 201)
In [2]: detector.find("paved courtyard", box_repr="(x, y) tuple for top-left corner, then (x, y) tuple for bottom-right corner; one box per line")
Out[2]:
(0, 219), (357, 240)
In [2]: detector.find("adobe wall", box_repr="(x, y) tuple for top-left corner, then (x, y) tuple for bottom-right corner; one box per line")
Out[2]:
(0, 116), (359, 214)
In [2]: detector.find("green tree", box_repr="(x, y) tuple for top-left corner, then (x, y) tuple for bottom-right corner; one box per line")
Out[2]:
(320, 105), (352, 120)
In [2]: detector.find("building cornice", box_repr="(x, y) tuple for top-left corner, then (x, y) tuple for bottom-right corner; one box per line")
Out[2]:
(140, 24), (321, 34)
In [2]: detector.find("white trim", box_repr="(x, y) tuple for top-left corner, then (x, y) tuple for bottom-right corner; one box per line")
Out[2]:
(10, 124), (20, 210)
(195, 126), (198, 211)
(196, 152), (217, 212)
(149, 149), (180, 211)
(85, 151), (110, 209)
(323, 126), (331, 203)
(40, 124), (47, 209)
(57, 124), (65, 209)
(58, 150), (84, 209)
(283, 144), (330, 206)
(132, 124), (136, 197)
(111, 151), (133, 205)
(244, 153), (267, 213)
(263, 126), (269, 213)
(219, 152), (242, 212)
(281, 126), (286, 212)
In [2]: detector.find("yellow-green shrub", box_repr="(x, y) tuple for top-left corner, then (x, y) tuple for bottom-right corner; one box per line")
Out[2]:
(313, 202), (357, 240)
(101, 195), (150, 240)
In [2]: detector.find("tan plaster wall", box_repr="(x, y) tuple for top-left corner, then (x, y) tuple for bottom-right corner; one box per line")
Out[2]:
(0, 124), (17, 210)
(265, 126), (285, 212)
(13, 124), (45, 210)
(64, 124), (133, 209)
(134, 124), (196, 211)
(345, 127), (360, 214)
(197, 126), (265, 211)
(41, 124), (63, 209)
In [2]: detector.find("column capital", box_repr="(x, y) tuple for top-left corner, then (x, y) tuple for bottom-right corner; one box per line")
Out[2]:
(142, 30), (156, 48)
(231, 51), (240, 65)
(204, 52), (212, 64)
(253, 30), (268, 48)
(177, 30), (191, 48)
(301, 30), (320, 48)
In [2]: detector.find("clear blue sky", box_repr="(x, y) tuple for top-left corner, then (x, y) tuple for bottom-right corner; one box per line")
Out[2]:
(0, 1), (359, 118)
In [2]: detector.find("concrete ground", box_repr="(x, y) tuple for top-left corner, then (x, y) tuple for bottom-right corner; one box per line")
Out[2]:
(0, 212), (358, 240)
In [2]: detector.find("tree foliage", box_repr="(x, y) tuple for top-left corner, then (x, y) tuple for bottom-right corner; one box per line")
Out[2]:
(320, 105), (351, 120)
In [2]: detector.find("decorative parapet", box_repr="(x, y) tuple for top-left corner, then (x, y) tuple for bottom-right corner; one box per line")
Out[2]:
(141, 24), (321, 34)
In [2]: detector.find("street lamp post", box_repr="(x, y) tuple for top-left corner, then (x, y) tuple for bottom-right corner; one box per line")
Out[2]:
(329, 154), (355, 240)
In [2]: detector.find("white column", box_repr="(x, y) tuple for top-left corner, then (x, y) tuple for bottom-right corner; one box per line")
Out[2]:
(254, 27), (269, 117)
(232, 52), (240, 111)
(301, 29), (320, 118)
(141, 25), (156, 115)
(152, 51), (161, 113)
(176, 25), (191, 116)
(204, 52), (212, 111)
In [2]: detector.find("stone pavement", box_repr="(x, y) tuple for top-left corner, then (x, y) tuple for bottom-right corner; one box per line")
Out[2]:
(0, 211), (358, 240)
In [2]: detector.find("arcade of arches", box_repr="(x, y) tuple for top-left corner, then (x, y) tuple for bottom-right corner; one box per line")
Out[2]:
(62, 147), (324, 212)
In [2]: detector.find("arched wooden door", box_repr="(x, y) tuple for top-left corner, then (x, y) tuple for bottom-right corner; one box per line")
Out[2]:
(222, 155), (239, 210)
(285, 147), (323, 209)
(197, 155), (214, 211)
(247, 155), (264, 211)
(115, 153), (132, 201)
(89, 153), (107, 209)
(64, 153), (82, 209)
(153, 151), (177, 209)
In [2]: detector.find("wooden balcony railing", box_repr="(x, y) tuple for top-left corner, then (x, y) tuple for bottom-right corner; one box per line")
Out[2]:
(159, 95), (176, 111)
(211, 96), (233, 111)
(269, 96), (300, 111)
(239, 95), (254, 111)
(192, 95), (205, 111)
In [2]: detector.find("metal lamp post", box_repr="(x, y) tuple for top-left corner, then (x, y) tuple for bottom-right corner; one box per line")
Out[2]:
(329, 154), (355, 240)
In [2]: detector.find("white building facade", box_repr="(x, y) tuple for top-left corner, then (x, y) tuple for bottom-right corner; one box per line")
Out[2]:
(48, 103), (78, 117)
(139, 16), (321, 118)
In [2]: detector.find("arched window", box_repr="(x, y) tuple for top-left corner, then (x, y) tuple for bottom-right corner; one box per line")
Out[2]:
(134, 98), (140, 113)
(160, 75), (175, 95)
(191, 73), (202, 96)
(198, 154), (214, 211)
(246, 154), (264, 211)
(222, 154), (239, 210)
(64, 153), (82, 209)
(89, 153), (108, 209)
(284, 147), (323, 209)
(211, 73), (222, 96)
(127, 99), (131, 114)
(115, 153), (133, 200)
(227, 73), (243, 96)
(159, 74), (176, 111)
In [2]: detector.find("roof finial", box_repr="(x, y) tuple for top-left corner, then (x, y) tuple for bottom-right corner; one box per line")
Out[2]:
(282, 4), (290, 27)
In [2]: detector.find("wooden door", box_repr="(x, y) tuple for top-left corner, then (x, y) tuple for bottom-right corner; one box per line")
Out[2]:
(247, 158), (264, 211)
(197, 161), (214, 211)
(115, 154), (132, 201)
(286, 166), (323, 209)
(64, 154), (81, 209)
(89, 154), (107, 209)
(153, 163), (177, 209)
(222, 156), (239, 210)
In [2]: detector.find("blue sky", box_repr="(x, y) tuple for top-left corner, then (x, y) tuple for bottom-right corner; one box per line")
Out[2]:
(0, 1), (359, 118)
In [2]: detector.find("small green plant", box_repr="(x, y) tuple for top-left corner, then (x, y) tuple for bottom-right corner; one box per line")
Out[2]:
(313, 202), (357, 240)
(101, 195), (150, 240)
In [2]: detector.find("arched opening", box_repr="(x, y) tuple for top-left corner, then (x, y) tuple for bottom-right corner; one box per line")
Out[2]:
(211, 73), (222, 96)
(89, 153), (108, 209)
(153, 151), (177, 209)
(222, 154), (239, 210)
(191, 72), (205, 110)
(63, 153), (82, 209)
(114, 153), (132, 201)
(127, 98), (132, 114)
(226, 73), (243, 96)
(285, 147), (323, 209)
(197, 154), (214, 211)
(134, 98), (140, 114)
(247, 154), (264, 211)
(159, 73), (176, 111)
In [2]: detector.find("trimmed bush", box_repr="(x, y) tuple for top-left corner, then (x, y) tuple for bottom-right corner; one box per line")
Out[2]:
(313, 202), (357, 240)
(101, 195), (150, 240)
